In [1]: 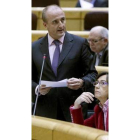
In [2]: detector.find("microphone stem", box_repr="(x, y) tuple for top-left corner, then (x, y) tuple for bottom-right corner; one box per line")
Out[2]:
(33, 54), (46, 116)
(38, 56), (45, 87)
(33, 93), (39, 116)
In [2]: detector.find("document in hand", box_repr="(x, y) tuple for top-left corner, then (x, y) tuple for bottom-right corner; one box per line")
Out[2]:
(41, 79), (68, 87)
(80, 0), (93, 8)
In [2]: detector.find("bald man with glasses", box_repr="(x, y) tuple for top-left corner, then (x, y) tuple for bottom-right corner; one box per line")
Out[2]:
(87, 26), (108, 66)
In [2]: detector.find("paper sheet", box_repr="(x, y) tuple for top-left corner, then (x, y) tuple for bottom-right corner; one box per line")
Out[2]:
(41, 79), (68, 87)
(80, 0), (93, 8)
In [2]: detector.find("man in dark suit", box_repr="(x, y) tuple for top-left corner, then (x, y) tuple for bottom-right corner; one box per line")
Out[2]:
(32, 5), (98, 122)
(87, 26), (108, 66)
(76, 0), (108, 8)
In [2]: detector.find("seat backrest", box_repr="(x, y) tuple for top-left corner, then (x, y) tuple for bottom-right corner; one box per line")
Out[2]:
(32, 13), (37, 30)
(32, 116), (108, 140)
(32, 0), (59, 7)
(84, 11), (108, 30)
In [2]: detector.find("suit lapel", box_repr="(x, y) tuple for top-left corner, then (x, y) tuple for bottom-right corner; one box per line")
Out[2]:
(58, 32), (73, 67)
(99, 45), (108, 65)
(39, 35), (52, 69)
(93, 53), (96, 65)
(94, 0), (101, 6)
(39, 33), (74, 72)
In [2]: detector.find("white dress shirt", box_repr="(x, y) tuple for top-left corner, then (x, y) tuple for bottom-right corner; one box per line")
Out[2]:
(95, 50), (103, 66)
(48, 34), (65, 64)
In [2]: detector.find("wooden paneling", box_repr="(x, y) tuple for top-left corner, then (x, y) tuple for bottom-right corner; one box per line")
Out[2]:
(60, 0), (77, 7)
(32, 30), (90, 42)
(32, 8), (108, 31)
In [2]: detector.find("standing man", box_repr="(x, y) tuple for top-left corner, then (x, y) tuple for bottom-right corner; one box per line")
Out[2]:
(87, 26), (108, 66)
(32, 5), (97, 122)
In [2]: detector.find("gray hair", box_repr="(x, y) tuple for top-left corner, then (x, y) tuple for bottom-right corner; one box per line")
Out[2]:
(100, 27), (108, 39)
(91, 26), (108, 39)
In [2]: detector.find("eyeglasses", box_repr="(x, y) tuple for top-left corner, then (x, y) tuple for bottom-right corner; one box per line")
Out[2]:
(93, 80), (108, 87)
(87, 38), (103, 43)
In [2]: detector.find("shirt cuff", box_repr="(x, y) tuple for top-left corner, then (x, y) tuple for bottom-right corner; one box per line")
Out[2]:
(35, 85), (41, 96)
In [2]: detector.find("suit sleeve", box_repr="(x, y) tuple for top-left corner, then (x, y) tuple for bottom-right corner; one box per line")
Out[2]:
(32, 42), (39, 102)
(32, 56), (38, 102)
(104, 49), (108, 66)
(80, 39), (98, 89)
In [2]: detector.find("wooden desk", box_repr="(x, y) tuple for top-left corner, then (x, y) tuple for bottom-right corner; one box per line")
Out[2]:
(32, 116), (108, 140)
(95, 66), (108, 73)
(32, 8), (108, 31)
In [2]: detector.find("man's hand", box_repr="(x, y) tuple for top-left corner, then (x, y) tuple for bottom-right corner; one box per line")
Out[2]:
(67, 78), (84, 90)
(74, 92), (94, 109)
(38, 85), (52, 95)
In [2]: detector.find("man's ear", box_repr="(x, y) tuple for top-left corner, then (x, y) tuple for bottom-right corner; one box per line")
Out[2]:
(43, 22), (47, 29)
(103, 38), (108, 44)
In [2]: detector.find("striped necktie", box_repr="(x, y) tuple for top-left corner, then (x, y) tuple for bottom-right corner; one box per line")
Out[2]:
(95, 54), (101, 66)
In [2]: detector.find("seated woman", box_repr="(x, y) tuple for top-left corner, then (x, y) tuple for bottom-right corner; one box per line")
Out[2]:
(70, 72), (108, 131)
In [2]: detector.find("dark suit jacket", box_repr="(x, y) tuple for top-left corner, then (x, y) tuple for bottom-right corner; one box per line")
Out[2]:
(32, 32), (98, 121)
(76, 0), (108, 7)
(92, 45), (108, 66)
(70, 104), (108, 131)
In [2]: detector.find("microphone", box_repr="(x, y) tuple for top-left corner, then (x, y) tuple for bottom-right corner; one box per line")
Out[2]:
(33, 54), (46, 116)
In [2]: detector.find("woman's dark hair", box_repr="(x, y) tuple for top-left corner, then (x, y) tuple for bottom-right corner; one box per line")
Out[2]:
(96, 72), (108, 84)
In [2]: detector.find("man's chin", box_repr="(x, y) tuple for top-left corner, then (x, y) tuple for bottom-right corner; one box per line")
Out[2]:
(57, 32), (65, 37)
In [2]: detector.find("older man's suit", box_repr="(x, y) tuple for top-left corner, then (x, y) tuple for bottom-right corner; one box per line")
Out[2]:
(32, 32), (97, 122)
(76, 0), (108, 7)
(99, 45), (108, 66)
(91, 45), (108, 66)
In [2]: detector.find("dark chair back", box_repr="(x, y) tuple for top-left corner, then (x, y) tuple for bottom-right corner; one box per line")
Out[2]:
(32, 0), (59, 7)
(32, 13), (37, 30)
(84, 11), (108, 30)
